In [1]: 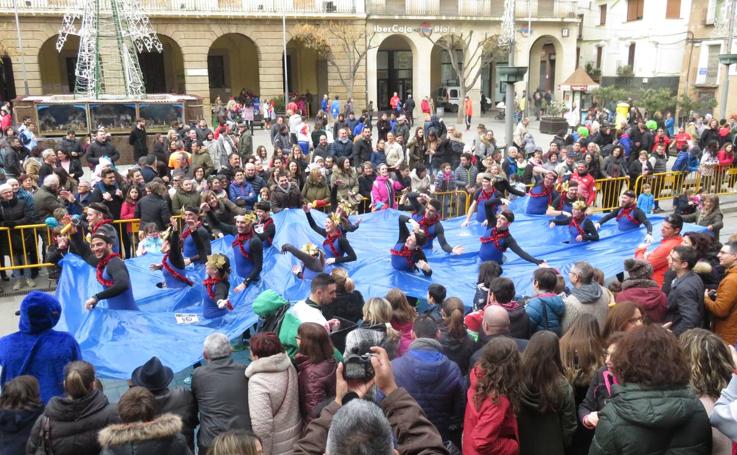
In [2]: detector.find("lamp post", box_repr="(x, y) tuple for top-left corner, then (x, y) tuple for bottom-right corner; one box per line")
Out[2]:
(498, 65), (528, 148)
(282, 14), (289, 108)
(12, 0), (30, 96)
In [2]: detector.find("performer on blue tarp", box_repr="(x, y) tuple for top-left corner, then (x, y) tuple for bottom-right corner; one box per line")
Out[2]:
(85, 202), (120, 254)
(72, 230), (139, 311)
(304, 205), (357, 267)
(594, 190), (654, 242)
(204, 210), (263, 292)
(282, 242), (324, 280)
(462, 174), (509, 226)
(479, 208), (544, 266)
(202, 253), (232, 319)
(254, 201), (276, 248)
(408, 192), (463, 254)
(150, 218), (193, 289)
(526, 169), (560, 215)
(390, 214), (432, 276)
(545, 181), (584, 220)
(181, 206), (211, 265)
(549, 200), (600, 243)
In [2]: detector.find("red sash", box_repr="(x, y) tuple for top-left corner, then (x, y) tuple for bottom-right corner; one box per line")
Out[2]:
(96, 253), (118, 287)
(322, 233), (342, 257)
(529, 184), (554, 205)
(390, 246), (415, 268)
(232, 232), (253, 259)
(570, 216), (586, 238)
(480, 228), (510, 251)
(615, 205), (638, 224)
(418, 214), (439, 237)
(181, 222), (201, 241)
(162, 253), (193, 286)
(203, 277), (223, 300)
(476, 189), (495, 203)
(91, 218), (113, 234)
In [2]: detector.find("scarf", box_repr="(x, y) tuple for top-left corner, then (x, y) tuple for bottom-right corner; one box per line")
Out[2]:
(570, 215), (586, 238)
(570, 282), (603, 304)
(91, 218), (113, 234)
(232, 231), (253, 258)
(418, 214), (439, 237)
(181, 222), (200, 240)
(96, 253), (118, 287)
(529, 183), (554, 204)
(480, 228), (510, 250)
(162, 253), (193, 286)
(477, 188), (495, 203)
(323, 232), (342, 257)
(203, 277), (223, 300)
(390, 245), (415, 268)
(615, 204), (638, 224)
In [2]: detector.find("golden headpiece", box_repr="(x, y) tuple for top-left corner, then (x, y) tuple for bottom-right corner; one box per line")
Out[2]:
(301, 242), (319, 256)
(328, 211), (342, 225)
(160, 226), (173, 242)
(572, 201), (588, 212)
(236, 212), (257, 224)
(206, 253), (228, 270)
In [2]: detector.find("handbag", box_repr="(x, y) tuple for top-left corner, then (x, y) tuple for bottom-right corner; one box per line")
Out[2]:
(33, 416), (54, 455)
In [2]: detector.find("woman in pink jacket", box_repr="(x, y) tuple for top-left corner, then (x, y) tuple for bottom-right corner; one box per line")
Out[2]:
(371, 163), (401, 210)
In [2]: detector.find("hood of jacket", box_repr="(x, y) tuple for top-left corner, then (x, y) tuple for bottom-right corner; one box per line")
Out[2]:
(18, 291), (62, 334)
(621, 278), (659, 290)
(98, 413), (182, 448)
(45, 389), (111, 422)
(608, 384), (703, 430)
(519, 376), (566, 410)
(245, 351), (292, 377)
(617, 285), (665, 311)
(0, 406), (43, 433)
(570, 283), (603, 305)
(397, 338), (451, 385)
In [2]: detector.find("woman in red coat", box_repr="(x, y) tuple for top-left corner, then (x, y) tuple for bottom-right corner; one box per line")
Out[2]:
(294, 322), (337, 422)
(464, 337), (522, 455)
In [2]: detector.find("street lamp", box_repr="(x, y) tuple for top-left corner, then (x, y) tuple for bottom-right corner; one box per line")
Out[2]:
(497, 65), (527, 148)
(12, 0), (30, 96)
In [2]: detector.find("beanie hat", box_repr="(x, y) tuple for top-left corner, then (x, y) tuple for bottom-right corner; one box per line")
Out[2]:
(624, 258), (653, 280)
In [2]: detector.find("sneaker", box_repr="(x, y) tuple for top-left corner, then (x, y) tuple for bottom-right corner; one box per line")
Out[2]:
(26, 278), (36, 288)
(12, 279), (24, 291)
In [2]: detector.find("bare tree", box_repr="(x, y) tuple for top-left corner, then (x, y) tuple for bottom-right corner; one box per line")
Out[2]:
(291, 22), (377, 104)
(421, 31), (505, 122)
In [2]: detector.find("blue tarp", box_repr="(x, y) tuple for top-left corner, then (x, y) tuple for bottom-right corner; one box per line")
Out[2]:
(56, 199), (701, 378)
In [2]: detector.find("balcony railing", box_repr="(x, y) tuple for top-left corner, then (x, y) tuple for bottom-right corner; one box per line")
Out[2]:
(0, 0), (359, 15)
(367, 0), (578, 18)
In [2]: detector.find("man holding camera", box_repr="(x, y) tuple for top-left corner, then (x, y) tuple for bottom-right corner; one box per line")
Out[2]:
(705, 241), (737, 345)
(295, 346), (446, 455)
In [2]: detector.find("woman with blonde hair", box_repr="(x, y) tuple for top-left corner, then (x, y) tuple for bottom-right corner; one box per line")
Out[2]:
(682, 193), (723, 239)
(343, 297), (400, 358)
(321, 267), (364, 323)
(679, 328), (734, 455)
(209, 430), (262, 455)
(385, 288), (417, 356)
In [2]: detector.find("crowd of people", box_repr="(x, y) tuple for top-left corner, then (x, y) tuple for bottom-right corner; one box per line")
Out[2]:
(1, 95), (737, 454)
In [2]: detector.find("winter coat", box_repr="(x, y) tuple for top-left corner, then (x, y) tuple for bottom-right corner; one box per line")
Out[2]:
(562, 284), (613, 334)
(171, 189), (201, 213)
(190, 356), (250, 450)
(682, 209), (724, 239)
(320, 290), (364, 323)
(135, 193), (172, 231)
(589, 384), (711, 455)
(270, 183), (303, 212)
(391, 339), (466, 440)
(438, 325), (475, 376)
(705, 265), (737, 345)
(0, 405), (43, 455)
(87, 140), (120, 166)
(98, 413), (191, 455)
(190, 149), (214, 176)
(26, 389), (120, 455)
(464, 365), (519, 455)
(245, 352), (301, 455)
(0, 195), (34, 254)
(616, 279), (667, 323)
(352, 138), (373, 164)
(370, 175), (400, 210)
(0, 293), (81, 404)
(301, 175), (330, 204)
(578, 366), (617, 422)
(665, 271), (705, 336)
(391, 319), (413, 356)
(151, 388), (198, 450)
(525, 294), (566, 336)
(518, 376), (577, 455)
(329, 139), (353, 159)
(358, 174), (376, 201)
(330, 168), (361, 207)
(294, 354), (336, 421)
(410, 169), (431, 193)
(128, 127), (148, 159)
(33, 186), (67, 221)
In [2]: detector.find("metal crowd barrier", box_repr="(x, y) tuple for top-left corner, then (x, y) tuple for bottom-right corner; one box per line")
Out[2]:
(591, 176), (630, 213)
(633, 165), (737, 202)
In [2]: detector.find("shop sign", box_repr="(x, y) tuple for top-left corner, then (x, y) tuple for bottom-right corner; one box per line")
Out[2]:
(373, 23), (456, 35)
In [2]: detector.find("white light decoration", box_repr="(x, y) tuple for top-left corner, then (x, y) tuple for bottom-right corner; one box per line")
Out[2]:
(498, 0), (515, 51)
(56, 0), (162, 99)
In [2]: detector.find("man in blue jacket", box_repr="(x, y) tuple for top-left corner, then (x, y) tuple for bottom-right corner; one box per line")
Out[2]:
(390, 316), (465, 443)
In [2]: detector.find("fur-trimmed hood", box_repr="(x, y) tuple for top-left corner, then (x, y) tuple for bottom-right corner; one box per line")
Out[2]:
(98, 413), (182, 448)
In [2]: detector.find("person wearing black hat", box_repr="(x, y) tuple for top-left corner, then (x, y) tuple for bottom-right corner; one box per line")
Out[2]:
(71, 229), (138, 310)
(408, 192), (463, 254)
(86, 201), (120, 254)
(181, 206), (211, 265)
(130, 356), (198, 450)
(594, 190), (653, 241)
(254, 201), (275, 247)
(479, 209), (545, 265)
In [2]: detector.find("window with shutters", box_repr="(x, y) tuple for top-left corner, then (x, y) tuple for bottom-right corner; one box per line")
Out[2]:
(600, 4), (607, 25)
(596, 47), (603, 69)
(666, 0), (681, 18)
(628, 43), (636, 68)
(706, 44), (721, 84)
(627, 0), (644, 21)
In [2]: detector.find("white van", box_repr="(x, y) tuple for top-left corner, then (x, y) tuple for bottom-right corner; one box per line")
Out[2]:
(435, 86), (461, 113)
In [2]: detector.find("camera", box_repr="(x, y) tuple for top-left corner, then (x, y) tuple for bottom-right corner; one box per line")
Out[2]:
(708, 290), (718, 301)
(343, 353), (374, 381)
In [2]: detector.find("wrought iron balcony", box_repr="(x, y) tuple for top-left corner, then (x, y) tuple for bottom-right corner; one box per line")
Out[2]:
(366, 0), (578, 18)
